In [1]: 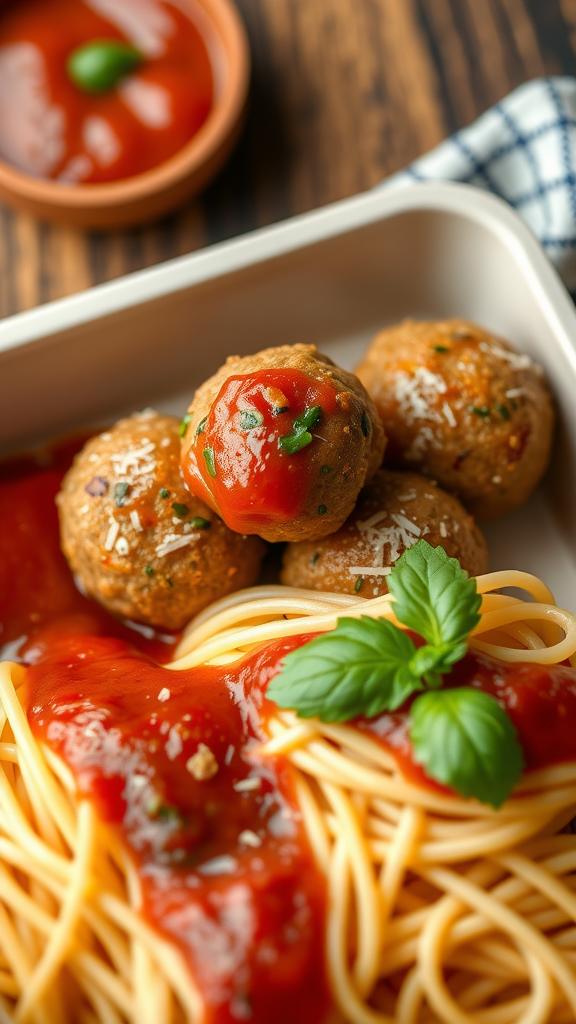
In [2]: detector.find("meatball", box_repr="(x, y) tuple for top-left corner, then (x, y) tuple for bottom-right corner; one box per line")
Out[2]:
(57, 411), (266, 631)
(181, 344), (385, 543)
(281, 469), (488, 597)
(355, 318), (554, 520)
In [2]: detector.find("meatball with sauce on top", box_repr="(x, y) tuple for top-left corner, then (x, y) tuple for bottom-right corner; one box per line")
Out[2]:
(281, 468), (488, 597)
(181, 344), (386, 543)
(355, 319), (554, 520)
(57, 411), (266, 632)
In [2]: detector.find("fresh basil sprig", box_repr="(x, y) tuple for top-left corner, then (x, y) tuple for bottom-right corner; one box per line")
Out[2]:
(267, 540), (524, 807)
(267, 616), (422, 722)
(387, 540), (481, 687)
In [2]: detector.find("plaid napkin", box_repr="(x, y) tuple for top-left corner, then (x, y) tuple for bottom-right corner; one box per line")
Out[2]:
(385, 77), (576, 292)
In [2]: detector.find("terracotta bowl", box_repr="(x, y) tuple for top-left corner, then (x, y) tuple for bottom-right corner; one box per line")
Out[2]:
(0, 0), (250, 229)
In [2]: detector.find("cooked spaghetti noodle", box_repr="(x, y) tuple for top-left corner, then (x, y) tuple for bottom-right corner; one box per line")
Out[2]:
(1, 570), (576, 1022)
(167, 572), (576, 1024)
(0, 661), (201, 1024)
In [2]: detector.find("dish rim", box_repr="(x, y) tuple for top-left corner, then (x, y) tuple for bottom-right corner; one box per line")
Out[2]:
(1, 181), (575, 368)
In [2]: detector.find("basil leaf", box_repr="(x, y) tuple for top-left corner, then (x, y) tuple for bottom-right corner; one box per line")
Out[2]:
(179, 414), (192, 438)
(279, 430), (313, 454)
(408, 643), (446, 689)
(203, 447), (217, 478)
(239, 409), (264, 431)
(410, 688), (524, 808)
(191, 516), (211, 530)
(67, 39), (142, 94)
(267, 616), (423, 722)
(113, 481), (129, 507)
(278, 405), (322, 455)
(171, 503), (189, 518)
(294, 405), (321, 432)
(389, 541), (481, 649)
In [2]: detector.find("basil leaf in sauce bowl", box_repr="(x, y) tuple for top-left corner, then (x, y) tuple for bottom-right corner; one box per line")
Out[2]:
(67, 39), (143, 94)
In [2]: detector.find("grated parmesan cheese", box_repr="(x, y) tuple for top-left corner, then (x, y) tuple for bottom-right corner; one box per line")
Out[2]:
(405, 425), (437, 460)
(393, 366), (447, 425)
(479, 340), (533, 370)
(111, 441), (156, 481)
(390, 512), (420, 536)
(104, 518), (119, 551)
(165, 726), (183, 761)
(233, 777), (261, 792)
(186, 743), (218, 780)
(347, 565), (392, 577)
(198, 855), (237, 876)
(355, 508), (423, 568)
(239, 830), (262, 848)
(157, 687), (170, 702)
(115, 536), (129, 556)
(155, 533), (197, 557)
(443, 402), (457, 427)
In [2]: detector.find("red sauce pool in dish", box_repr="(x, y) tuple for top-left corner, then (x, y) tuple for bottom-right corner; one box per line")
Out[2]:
(0, 438), (176, 663)
(24, 631), (576, 1020)
(26, 635), (329, 1024)
(2, 446), (330, 1023)
(357, 648), (576, 791)
(181, 369), (340, 535)
(5, 443), (576, 1020)
(0, 0), (213, 183)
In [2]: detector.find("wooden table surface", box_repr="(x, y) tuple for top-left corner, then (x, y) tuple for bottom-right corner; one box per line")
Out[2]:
(1, 0), (575, 319)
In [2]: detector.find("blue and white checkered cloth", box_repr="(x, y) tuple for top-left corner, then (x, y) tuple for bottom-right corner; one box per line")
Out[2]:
(385, 77), (576, 292)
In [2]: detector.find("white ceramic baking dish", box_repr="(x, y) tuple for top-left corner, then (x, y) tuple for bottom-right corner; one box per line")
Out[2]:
(1, 182), (575, 607)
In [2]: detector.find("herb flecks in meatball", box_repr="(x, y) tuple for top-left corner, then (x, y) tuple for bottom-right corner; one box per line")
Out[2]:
(281, 469), (488, 597)
(355, 319), (554, 520)
(57, 412), (265, 631)
(181, 345), (385, 543)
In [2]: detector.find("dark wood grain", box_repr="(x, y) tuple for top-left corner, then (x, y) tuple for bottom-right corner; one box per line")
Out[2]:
(1, 0), (576, 318)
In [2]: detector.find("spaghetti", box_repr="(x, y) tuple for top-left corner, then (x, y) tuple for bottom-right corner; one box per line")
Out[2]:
(168, 573), (576, 1024)
(0, 660), (202, 1024)
(1, 571), (576, 1022)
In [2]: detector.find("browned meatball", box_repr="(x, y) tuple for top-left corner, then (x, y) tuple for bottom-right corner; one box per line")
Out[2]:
(181, 344), (385, 543)
(281, 469), (488, 597)
(57, 411), (266, 631)
(355, 319), (554, 520)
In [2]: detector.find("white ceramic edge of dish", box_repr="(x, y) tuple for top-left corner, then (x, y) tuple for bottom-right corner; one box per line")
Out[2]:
(2, 181), (576, 378)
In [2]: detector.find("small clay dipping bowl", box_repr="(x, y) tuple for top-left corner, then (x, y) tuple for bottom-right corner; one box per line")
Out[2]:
(0, 0), (250, 228)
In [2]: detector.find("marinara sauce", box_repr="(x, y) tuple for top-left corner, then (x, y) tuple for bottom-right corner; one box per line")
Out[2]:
(4, 443), (576, 1021)
(181, 369), (340, 535)
(24, 628), (576, 1023)
(0, 438), (175, 663)
(1, 447), (330, 1024)
(26, 635), (329, 1024)
(358, 648), (576, 790)
(0, 0), (213, 183)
